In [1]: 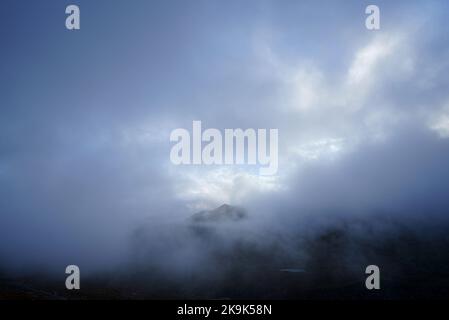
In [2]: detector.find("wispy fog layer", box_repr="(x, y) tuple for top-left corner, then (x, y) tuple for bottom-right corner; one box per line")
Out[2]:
(1, 0), (449, 298)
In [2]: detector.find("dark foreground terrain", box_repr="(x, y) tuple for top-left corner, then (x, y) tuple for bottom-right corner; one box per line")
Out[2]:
(2, 206), (449, 300)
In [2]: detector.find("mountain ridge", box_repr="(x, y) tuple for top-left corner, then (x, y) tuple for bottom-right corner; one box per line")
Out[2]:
(191, 204), (247, 223)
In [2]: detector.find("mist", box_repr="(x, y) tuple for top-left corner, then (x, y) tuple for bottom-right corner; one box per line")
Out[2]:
(1, 0), (449, 299)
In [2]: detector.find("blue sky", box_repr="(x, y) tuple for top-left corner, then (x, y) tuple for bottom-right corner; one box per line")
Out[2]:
(1, 0), (449, 272)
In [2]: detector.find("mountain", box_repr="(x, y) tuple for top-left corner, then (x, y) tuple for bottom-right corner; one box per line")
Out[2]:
(191, 204), (247, 223)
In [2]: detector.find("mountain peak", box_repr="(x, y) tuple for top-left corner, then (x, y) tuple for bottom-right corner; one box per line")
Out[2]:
(216, 203), (232, 210)
(191, 204), (247, 223)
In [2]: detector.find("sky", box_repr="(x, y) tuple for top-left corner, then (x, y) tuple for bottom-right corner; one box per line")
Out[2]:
(1, 0), (449, 273)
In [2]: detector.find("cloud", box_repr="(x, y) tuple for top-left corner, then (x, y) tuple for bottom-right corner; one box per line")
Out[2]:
(347, 35), (399, 85)
(164, 9), (449, 211)
(172, 167), (283, 210)
(429, 101), (449, 138)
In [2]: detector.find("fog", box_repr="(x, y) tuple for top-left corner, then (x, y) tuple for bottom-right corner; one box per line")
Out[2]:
(1, 0), (449, 298)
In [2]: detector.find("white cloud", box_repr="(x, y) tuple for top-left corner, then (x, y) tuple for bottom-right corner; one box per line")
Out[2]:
(172, 167), (283, 210)
(429, 102), (449, 138)
(289, 138), (346, 161)
(171, 27), (445, 208)
(248, 31), (427, 182)
(347, 35), (398, 85)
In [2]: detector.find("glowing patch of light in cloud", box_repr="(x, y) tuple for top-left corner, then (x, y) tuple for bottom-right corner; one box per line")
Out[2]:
(172, 167), (283, 210)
